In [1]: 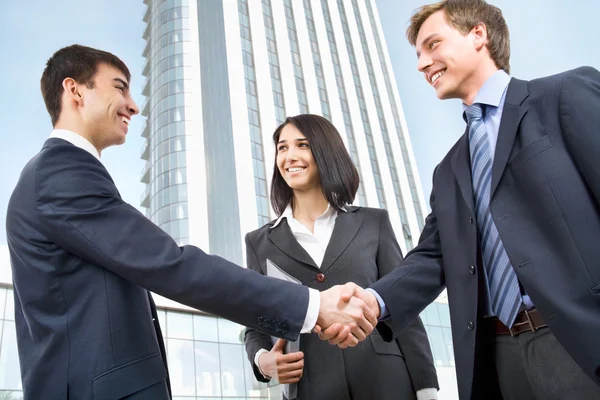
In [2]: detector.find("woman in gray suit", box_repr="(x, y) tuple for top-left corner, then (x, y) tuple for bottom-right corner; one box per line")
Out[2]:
(244, 114), (439, 400)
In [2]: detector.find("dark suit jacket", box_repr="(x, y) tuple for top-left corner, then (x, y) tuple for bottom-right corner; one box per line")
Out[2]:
(244, 206), (438, 400)
(370, 67), (600, 399)
(5, 139), (310, 400)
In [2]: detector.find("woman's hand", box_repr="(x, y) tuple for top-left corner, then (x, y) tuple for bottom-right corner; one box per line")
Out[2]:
(258, 338), (304, 384)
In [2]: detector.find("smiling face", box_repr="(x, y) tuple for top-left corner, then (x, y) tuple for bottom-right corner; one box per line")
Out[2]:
(78, 63), (139, 150)
(415, 10), (494, 104)
(276, 123), (320, 193)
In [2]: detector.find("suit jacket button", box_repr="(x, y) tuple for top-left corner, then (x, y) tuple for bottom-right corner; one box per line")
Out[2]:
(469, 217), (474, 224)
(469, 265), (475, 275)
(316, 273), (325, 283)
(468, 321), (474, 331)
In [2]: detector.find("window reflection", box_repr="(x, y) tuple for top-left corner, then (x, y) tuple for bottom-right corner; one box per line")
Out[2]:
(0, 289), (6, 320)
(218, 318), (243, 344)
(0, 321), (21, 390)
(219, 344), (245, 397)
(193, 314), (219, 342)
(194, 341), (221, 396)
(167, 338), (195, 396)
(167, 311), (194, 340)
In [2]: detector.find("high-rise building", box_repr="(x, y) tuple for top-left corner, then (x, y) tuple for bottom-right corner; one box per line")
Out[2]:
(138, 0), (457, 398)
(140, 0), (430, 258)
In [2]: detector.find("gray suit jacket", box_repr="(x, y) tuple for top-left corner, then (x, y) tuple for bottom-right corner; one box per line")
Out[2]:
(370, 67), (600, 399)
(6, 139), (310, 400)
(244, 206), (438, 400)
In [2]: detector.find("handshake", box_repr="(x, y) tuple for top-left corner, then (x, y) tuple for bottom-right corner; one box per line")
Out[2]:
(315, 282), (381, 348)
(257, 283), (381, 384)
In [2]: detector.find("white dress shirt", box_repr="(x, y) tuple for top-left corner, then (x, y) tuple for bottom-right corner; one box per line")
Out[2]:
(49, 129), (101, 161)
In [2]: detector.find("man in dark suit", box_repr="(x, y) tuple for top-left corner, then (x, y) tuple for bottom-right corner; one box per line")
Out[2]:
(322, 1), (600, 399)
(5, 45), (376, 400)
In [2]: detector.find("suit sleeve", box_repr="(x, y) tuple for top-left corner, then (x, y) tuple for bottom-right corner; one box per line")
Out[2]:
(243, 233), (275, 383)
(560, 66), (600, 205)
(33, 144), (309, 341)
(376, 210), (439, 391)
(370, 168), (446, 341)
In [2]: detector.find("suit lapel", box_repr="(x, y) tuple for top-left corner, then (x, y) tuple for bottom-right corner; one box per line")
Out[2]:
(320, 207), (363, 274)
(491, 78), (529, 196)
(451, 132), (475, 214)
(268, 219), (319, 269)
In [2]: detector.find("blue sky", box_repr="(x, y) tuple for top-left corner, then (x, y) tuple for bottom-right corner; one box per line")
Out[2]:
(0, 1), (598, 244)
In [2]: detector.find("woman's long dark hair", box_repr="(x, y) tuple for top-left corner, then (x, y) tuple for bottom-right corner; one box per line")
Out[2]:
(270, 114), (360, 216)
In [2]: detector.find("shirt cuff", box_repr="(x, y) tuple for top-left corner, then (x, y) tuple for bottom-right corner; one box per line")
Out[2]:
(366, 288), (389, 320)
(301, 288), (320, 333)
(254, 348), (271, 379)
(416, 388), (438, 400)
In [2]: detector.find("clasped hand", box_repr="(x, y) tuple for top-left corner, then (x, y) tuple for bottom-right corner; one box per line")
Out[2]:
(315, 283), (380, 348)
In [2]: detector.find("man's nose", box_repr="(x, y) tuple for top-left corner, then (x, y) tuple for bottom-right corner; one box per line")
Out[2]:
(128, 97), (140, 116)
(417, 53), (432, 73)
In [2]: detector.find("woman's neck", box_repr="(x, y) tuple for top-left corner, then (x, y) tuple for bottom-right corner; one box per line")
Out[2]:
(292, 188), (329, 234)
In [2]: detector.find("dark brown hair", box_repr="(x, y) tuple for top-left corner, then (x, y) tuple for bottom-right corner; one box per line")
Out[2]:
(270, 114), (360, 216)
(41, 44), (131, 126)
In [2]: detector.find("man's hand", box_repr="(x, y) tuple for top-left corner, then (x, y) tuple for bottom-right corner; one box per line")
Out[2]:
(316, 283), (378, 348)
(258, 339), (304, 383)
(318, 286), (380, 346)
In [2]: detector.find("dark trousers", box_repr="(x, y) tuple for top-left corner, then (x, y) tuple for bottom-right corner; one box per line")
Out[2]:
(492, 327), (600, 400)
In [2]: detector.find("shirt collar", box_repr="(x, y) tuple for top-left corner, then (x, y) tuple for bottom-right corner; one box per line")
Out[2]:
(271, 202), (347, 229)
(49, 129), (101, 161)
(462, 69), (511, 112)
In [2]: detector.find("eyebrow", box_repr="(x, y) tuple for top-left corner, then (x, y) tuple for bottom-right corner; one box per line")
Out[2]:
(416, 33), (439, 57)
(277, 138), (308, 145)
(113, 78), (129, 90)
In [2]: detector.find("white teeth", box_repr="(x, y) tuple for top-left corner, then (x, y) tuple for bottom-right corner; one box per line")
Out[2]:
(431, 70), (445, 83)
(288, 167), (304, 172)
(122, 116), (129, 125)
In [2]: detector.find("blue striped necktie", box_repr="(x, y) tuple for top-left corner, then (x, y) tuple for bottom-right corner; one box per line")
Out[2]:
(465, 103), (522, 327)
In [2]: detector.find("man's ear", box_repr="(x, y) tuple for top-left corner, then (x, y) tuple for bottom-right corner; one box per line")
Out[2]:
(471, 22), (488, 51)
(62, 77), (84, 107)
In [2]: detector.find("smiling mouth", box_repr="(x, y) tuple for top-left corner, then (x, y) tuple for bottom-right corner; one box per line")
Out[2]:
(430, 69), (446, 85)
(287, 166), (306, 173)
(119, 115), (130, 126)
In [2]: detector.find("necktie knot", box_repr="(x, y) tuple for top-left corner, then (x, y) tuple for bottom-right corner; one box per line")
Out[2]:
(464, 103), (484, 123)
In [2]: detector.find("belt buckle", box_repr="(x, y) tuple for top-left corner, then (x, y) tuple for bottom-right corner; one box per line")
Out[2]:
(508, 309), (536, 337)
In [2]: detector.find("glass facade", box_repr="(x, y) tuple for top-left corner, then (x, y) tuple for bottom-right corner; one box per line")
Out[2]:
(0, 287), (21, 400)
(336, 0), (386, 209)
(320, 0), (366, 207)
(156, 309), (274, 399)
(364, 0), (426, 230)
(144, 0), (191, 245)
(198, 0), (244, 263)
(261, 0), (287, 126)
(238, 0), (271, 228)
(350, 0), (413, 249)
(283, 0), (309, 114)
(420, 302), (455, 368)
(302, 0), (330, 121)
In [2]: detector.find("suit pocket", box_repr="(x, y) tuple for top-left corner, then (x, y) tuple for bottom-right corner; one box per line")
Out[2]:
(369, 333), (403, 358)
(92, 352), (166, 400)
(508, 135), (553, 171)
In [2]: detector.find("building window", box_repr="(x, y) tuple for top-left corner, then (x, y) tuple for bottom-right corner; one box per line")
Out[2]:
(350, 0), (413, 248)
